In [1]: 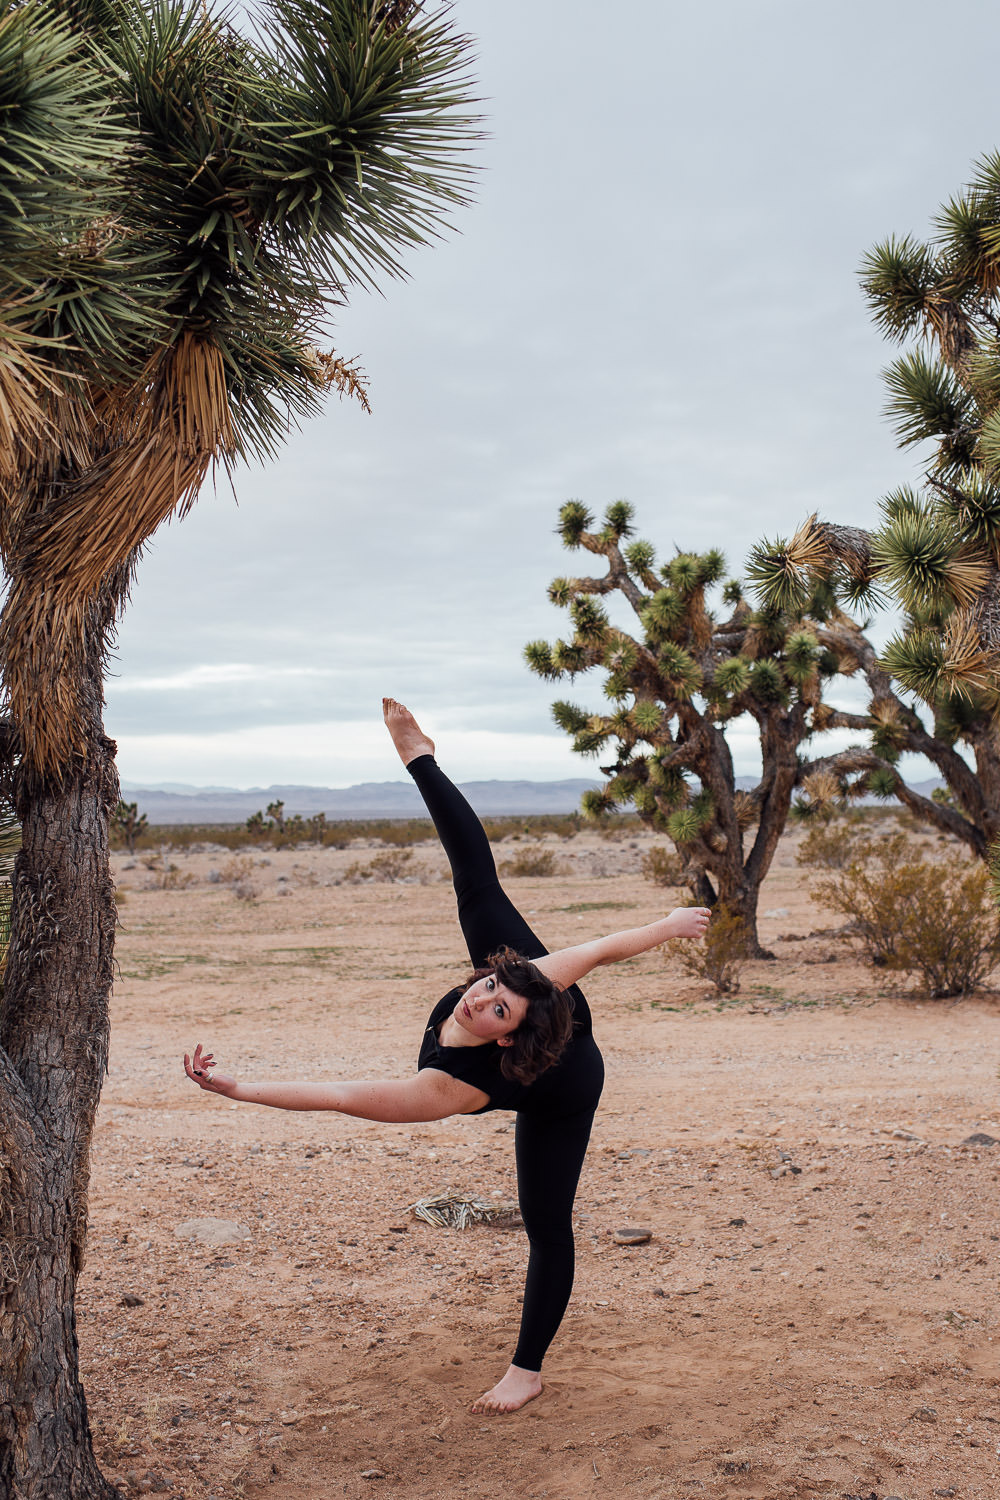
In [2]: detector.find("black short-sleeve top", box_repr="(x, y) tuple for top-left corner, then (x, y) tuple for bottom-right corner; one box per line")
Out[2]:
(416, 985), (603, 1119)
(417, 988), (522, 1113)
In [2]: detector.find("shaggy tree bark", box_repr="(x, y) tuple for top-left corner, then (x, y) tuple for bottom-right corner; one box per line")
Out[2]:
(0, 599), (120, 1500)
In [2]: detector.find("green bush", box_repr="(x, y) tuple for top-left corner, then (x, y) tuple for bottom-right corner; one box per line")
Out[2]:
(342, 848), (415, 883)
(641, 846), (684, 887)
(499, 848), (560, 878)
(813, 834), (1000, 997)
(676, 906), (749, 994)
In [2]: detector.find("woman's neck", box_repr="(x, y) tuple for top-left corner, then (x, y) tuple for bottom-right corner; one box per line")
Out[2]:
(438, 1014), (487, 1049)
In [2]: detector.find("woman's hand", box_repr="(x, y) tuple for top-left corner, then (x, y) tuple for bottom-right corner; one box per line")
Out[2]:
(183, 1042), (237, 1098)
(664, 906), (712, 940)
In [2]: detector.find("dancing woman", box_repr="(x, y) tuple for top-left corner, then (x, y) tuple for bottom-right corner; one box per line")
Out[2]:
(184, 700), (710, 1413)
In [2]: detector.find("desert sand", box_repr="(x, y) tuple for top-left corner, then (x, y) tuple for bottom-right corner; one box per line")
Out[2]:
(80, 825), (1000, 1500)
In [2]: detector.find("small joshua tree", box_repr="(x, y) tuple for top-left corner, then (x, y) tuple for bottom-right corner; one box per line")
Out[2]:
(112, 799), (148, 855)
(525, 500), (883, 955)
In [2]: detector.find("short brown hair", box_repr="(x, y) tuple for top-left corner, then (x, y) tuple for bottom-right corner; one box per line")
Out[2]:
(462, 947), (575, 1086)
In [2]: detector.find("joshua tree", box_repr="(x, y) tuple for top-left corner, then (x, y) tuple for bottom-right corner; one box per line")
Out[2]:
(111, 799), (148, 855)
(748, 154), (1000, 793)
(525, 501), (887, 955)
(0, 3), (476, 1495)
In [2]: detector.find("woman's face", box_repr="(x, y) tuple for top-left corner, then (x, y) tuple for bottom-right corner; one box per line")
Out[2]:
(453, 973), (528, 1044)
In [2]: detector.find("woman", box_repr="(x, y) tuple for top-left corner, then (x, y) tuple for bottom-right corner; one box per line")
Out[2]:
(184, 699), (710, 1413)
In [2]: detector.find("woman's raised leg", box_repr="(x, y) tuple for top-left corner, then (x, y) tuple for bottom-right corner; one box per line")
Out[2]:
(383, 699), (547, 967)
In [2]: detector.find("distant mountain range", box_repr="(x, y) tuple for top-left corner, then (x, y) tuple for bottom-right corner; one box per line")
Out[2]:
(119, 778), (604, 823)
(119, 774), (947, 825)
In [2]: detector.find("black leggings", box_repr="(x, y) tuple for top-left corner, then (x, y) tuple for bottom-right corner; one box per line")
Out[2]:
(407, 754), (603, 1371)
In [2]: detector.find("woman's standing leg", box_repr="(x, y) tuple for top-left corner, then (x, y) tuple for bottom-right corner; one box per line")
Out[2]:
(469, 1100), (599, 1414)
(511, 1107), (597, 1368)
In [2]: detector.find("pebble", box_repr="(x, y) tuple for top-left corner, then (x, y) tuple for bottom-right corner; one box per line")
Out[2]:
(174, 1218), (250, 1246)
(962, 1132), (997, 1146)
(121, 1292), (145, 1308)
(361, 1470), (387, 1480)
(613, 1226), (653, 1246)
(911, 1405), (938, 1422)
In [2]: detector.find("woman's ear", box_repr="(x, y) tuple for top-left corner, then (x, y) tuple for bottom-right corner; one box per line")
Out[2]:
(497, 1036), (514, 1048)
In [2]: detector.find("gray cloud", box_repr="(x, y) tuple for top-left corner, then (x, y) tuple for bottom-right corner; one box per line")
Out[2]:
(108, 0), (998, 787)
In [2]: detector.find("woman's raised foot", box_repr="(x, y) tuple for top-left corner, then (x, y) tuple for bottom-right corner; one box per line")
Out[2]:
(469, 1364), (543, 1414)
(382, 697), (435, 767)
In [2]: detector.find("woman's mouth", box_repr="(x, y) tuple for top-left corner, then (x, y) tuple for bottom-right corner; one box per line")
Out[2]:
(462, 1000), (471, 1018)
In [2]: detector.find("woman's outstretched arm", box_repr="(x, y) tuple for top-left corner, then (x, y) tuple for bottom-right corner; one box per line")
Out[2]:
(533, 906), (711, 990)
(183, 1044), (487, 1122)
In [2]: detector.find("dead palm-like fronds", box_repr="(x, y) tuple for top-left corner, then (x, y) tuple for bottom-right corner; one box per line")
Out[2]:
(410, 1192), (522, 1231)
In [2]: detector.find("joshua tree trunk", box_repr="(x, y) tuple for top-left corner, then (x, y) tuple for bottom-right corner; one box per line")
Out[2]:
(0, 600), (120, 1499)
(675, 715), (803, 959)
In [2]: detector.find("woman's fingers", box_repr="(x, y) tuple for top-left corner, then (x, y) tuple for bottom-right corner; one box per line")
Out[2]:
(184, 1046), (219, 1087)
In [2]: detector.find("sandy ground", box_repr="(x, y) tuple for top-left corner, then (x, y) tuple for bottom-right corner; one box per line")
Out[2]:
(79, 825), (1000, 1500)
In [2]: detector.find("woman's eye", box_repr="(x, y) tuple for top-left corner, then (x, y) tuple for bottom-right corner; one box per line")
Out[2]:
(486, 978), (494, 992)
(494, 1005), (504, 1018)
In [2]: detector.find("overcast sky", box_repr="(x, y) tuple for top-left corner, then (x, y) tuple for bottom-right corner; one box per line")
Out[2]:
(108, 0), (1000, 791)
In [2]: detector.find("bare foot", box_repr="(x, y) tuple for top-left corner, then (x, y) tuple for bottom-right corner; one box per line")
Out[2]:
(382, 697), (435, 768)
(469, 1364), (543, 1414)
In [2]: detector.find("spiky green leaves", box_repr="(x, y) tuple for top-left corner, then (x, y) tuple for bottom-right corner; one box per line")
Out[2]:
(625, 539), (656, 575)
(859, 234), (937, 342)
(658, 641), (702, 699)
(713, 656), (751, 696)
(0, 2), (156, 379)
(745, 536), (810, 617)
(871, 502), (989, 611)
(570, 596), (609, 644)
(664, 549), (724, 593)
(547, 577), (575, 607)
(667, 792), (712, 847)
(550, 700), (588, 734)
(631, 699), (663, 738)
(573, 719), (611, 755)
(558, 500), (593, 548)
(602, 499), (635, 540)
(524, 641), (556, 679)
(880, 628), (946, 700)
(640, 588), (685, 639)
(748, 659), (788, 707)
(783, 629), (819, 685)
(581, 787), (612, 819)
(864, 764), (900, 800)
(882, 352), (975, 468)
(934, 473), (1000, 557)
(0, 5), (122, 261)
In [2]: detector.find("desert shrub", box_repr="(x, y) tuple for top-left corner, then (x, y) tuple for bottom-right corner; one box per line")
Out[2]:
(813, 835), (1000, 997)
(499, 848), (560, 878)
(795, 818), (872, 871)
(342, 848), (415, 883)
(139, 848), (196, 890)
(677, 906), (749, 993)
(219, 853), (258, 902)
(641, 846), (684, 887)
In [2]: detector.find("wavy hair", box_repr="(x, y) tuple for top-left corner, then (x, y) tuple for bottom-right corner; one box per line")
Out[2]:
(462, 946), (575, 1086)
